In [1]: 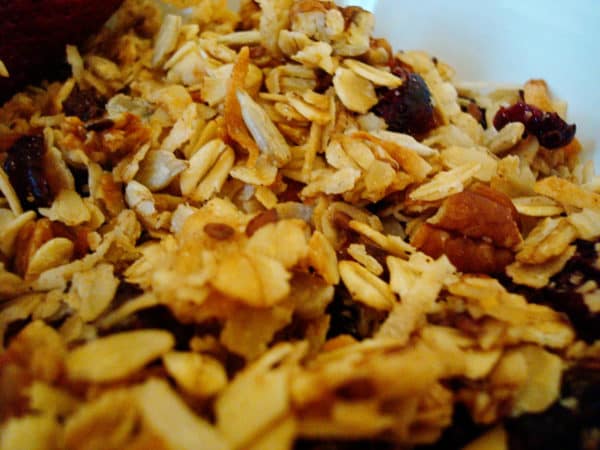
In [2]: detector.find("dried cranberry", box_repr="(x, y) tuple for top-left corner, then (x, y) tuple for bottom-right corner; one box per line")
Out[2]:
(3, 134), (53, 209)
(62, 85), (106, 122)
(371, 67), (437, 137)
(416, 405), (488, 450)
(562, 364), (600, 429)
(505, 403), (581, 450)
(493, 102), (576, 149)
(504, 361), (600, 450)
(501, 239), (600, 343)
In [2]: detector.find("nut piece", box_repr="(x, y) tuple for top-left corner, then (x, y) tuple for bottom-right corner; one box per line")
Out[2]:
(411, 223), (514, 275)
(428, 183), (522, 250)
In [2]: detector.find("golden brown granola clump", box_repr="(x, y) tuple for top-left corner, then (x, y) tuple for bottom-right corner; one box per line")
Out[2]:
(0, 1), (598, 449)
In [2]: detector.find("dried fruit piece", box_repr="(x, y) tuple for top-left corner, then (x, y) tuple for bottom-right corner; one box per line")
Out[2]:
(508, 239), (600, 343)
(3, 135), (53, 210)
(505, 403), (581, 450)
(371, 68), (437, 136)
(493, 102), (575, 149)
(62, 85), (106, 122)
(325, 285), (386, 340)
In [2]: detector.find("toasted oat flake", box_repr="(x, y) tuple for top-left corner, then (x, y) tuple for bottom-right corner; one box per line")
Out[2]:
(343, 59), (403, 87)
(152, 14), (183, 68)
(535, 176), (600, 211)
(66, 330), (175, 382)
(339, 260), (395, 310)
(333, 67), (378, 114)
(38, 189), (91, 226)
(409, 162), (480, 202)
(136, 379), (230, 450)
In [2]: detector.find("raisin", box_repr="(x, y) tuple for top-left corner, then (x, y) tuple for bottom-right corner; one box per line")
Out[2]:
(416, 405), (488, 450)
(493, 101), (576, 149)
(371, 67), (437, 137)
(3, 134), (53, 209)
(502, 239), (600, 343)
(505, 403), (581, 450)
(315, 69), (334, 94)
(502, 363), (600, 450)
(62, 85), (106, 122)
(326, 285), (387, 340)
(562, 364), (600, 429)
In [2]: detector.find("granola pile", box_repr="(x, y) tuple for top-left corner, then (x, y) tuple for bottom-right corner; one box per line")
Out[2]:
(0, 1), (599, 449)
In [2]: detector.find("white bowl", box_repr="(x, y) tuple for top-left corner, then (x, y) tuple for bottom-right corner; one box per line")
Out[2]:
(230, 0), (600, 165)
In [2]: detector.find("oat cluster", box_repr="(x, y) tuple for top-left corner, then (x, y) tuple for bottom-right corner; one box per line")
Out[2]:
(0, 1), (599, 449)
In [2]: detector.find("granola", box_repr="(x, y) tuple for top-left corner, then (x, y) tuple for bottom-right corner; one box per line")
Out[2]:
(0, 1), (598, 449)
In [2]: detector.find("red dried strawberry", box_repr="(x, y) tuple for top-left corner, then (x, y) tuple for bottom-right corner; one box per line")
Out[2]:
(0, 0), (123, 103)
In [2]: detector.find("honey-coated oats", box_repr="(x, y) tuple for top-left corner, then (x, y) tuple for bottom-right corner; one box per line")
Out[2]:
(0, 0), (599, 449)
